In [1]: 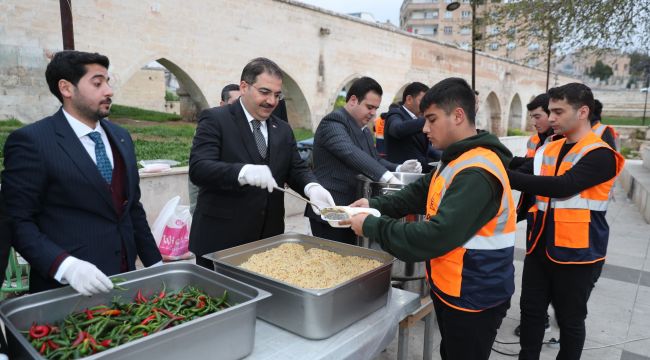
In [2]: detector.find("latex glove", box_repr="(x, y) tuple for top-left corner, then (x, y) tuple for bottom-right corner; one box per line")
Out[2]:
(61, 257), (113, 296)
(396, 159), (422, 173)
(305, 184), (335, 215)
(240, 165), (278, 193)
(387, 175), (404, 185)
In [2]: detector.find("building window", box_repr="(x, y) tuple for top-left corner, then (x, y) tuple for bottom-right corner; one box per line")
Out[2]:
(413, 25), (438, 35)
(624, 64), (629, 71)
(445, 11), (453, 19)
(460, 26), (471, 35)
(490, 43), (499, 51)
(411, 11), (425, 19)
(461, 11), (471, 18)
(462, 0), (470, 3)
(506, 42), (516, 50)
(425, 10), (439, 19)
(490, 26), (500, 35)
(458, 42), (471, 50)
(507, 27), (516, 36)
(444, 26), (453, 34)
(413, 0), (435, 3)
(528, 43), (540, 51)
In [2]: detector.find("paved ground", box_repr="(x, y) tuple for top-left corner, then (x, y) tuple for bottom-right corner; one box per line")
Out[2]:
(286, 183), (650, 360)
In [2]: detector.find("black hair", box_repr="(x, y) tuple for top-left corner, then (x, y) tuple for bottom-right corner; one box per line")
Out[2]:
(547, 83), (595, 116)
(241, 57), (283, 84)
(45, 50), (110, 103)
(401, 82), (429, 104)
(346, 77), (383, 102)
(419, 77), (476, 124)
(590, 99), (603, 124)
(526, 93), (550, 115)
(220, 84), (240, 102)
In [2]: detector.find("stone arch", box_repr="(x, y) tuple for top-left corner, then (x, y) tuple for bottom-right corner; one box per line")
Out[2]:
(115, 57), (208, 122)
(484, 92), (503, 135)
(508, 93), (523, 131)
(279, 69), (312, 130)
(330, 74), (361, 112)
(392, 83), (410, 104)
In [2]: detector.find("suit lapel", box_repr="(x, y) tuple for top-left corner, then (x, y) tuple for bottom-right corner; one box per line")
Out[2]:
(53, 110), (115, 212)
(267, 116), (281, 170)
(102, 119), (132, 201)
(232, 102), (263, 164)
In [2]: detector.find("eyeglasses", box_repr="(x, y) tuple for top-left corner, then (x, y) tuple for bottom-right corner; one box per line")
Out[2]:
(247, 82), (285, 101)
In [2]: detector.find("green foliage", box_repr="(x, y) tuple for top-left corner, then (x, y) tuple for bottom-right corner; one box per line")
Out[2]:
(507, 128), (529, 136)
(602, 117), (647, 126)
(293, 128), (314, 141)
(588, 60), (614, 81)
(110, 104), (182, 122)
(165, 90), (180, 101)
(333, 96), (346, 110)
(620, 146), (632, 158)
(0, 118), (25, 173)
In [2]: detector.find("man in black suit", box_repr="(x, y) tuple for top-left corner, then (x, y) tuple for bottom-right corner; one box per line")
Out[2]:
(189, 57), (334, 268)
(384, 82), (438, 173)
(1, 51), (162, 295)
(306, 77), (422, 244)
(188, 84), (241, 215)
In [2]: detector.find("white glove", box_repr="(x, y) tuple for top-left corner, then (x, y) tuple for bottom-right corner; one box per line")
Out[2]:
(60, 257), (113, 296)
(396, 159), (422, 173)
(149, 260), (164, 267)
(387, 175), (404, 185)
(239, 165), (278, 193)
(305, 184), (335, 215)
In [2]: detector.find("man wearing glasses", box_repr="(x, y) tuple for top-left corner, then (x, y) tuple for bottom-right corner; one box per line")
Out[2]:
(189, 57), (334, 268)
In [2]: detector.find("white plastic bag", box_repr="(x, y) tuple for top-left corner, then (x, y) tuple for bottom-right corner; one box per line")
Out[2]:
(151, 196), (194, 261)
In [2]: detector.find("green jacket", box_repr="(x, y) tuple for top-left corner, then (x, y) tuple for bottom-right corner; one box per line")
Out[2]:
(363, 131), (513, 262)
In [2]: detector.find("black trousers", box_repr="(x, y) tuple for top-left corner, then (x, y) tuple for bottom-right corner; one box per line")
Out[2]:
(309, 218), (357, 245)
(519, 247), (603, 360)
(432, 295), (509, 360)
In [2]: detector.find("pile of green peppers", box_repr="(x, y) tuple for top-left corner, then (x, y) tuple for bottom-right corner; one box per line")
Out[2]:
(23, 284), (231, 359)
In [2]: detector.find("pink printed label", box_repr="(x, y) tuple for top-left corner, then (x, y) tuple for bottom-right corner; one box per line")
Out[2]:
(158, 224), (189, 256)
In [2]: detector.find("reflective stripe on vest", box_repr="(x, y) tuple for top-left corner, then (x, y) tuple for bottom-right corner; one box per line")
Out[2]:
(374, 117), (385, 139)
(530, 131), (625, 264)
(526, 134), (540, 158)
(425, 147), (515, 312)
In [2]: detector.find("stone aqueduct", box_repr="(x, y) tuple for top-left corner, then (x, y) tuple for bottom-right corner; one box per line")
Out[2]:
(1, 0), (577, 134)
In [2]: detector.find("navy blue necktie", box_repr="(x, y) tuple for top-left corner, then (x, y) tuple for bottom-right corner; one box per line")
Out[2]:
(88, 131), (113, 183)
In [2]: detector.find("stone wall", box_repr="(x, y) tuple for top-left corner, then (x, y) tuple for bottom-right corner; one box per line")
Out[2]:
(1, 0), (577, 132)
(112, 68), (166, 112)
(594, 89), (649, 118)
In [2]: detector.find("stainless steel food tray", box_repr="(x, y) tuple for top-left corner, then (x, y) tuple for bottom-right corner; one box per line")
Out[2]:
(0, 263), (270, 360)
(204, 234), (394, 339)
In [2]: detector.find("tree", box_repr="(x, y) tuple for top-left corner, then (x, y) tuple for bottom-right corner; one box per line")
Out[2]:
(587, 60), (614, 81)
(485, 0), (650, 55)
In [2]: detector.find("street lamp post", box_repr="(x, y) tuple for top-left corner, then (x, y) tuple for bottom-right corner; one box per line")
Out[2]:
(447, 1), (475, 90)
(642, 76), (649, 126)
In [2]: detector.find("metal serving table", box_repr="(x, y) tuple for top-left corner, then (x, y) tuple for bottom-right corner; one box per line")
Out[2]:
(246, 287), (422, 360)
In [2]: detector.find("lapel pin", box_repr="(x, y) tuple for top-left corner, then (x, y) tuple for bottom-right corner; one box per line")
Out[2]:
(272, 124), (277, 128)
(121, 138), (125, 143)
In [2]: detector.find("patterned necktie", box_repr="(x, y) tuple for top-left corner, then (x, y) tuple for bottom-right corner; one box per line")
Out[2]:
(87, 131), (113, 183)
(251, 120), (267, 159)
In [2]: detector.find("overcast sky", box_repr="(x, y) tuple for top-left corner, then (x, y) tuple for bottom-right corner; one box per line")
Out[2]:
(296, 0), (402, 25)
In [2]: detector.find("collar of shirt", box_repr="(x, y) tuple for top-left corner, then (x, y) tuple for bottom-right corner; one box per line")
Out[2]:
(402, 105), (417, 120)
(62, 108), (107, 139)
(240, 98), (268, 143)
(62, 108), (114, 167)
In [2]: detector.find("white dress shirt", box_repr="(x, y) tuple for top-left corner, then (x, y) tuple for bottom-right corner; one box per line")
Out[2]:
(62, 109), (114, 168)
(402, 105), (417, 120)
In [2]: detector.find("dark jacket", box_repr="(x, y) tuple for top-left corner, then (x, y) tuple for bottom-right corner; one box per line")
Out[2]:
(189, 101), (316, 256)
(1, 109), (162, 293)
(364, 131), (513, 262)
(384, 104), (433, 172)
(306, 108), (397, 221)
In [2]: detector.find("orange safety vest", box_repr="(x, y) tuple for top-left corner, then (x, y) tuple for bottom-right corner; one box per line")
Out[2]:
(425, 147), (516, 312)
(527, 131), (625, 264)
(374, 116), (385, 140)
(592, 122), (616, 139)
(525, 134), (542, 158)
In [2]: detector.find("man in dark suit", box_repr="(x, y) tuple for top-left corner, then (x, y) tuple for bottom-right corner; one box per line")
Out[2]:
(1, 51), (162, 295)
(384, 82), (438, 173)
(306, 77), (422, 244)
(189, 57), (334, 269)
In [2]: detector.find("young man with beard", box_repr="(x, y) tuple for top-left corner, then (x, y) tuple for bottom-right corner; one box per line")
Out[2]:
(1, 51), (163, 295)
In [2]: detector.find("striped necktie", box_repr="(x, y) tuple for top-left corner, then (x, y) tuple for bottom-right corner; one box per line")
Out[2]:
(251, 120), (267, 159)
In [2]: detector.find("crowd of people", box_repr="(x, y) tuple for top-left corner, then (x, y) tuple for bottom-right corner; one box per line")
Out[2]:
(0, 50), (624, 360)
